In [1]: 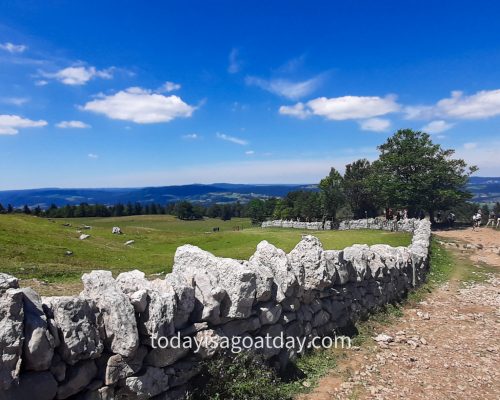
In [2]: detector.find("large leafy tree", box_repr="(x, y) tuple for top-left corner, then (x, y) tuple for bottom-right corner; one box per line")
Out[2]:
(343, 159), (378, 218)
(370, 129), (477, 221)
(319, 167), (345, 222)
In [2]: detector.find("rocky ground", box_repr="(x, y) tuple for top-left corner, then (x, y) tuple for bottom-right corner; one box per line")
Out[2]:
(300, 228), (500, 400)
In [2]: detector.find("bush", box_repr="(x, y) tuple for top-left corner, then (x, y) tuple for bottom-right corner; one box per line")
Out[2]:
(188, 352), (292, 400)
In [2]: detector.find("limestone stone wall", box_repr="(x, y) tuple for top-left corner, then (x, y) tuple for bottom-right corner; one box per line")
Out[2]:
(262, 218), (420, 233)
(0, 220), (431, 400)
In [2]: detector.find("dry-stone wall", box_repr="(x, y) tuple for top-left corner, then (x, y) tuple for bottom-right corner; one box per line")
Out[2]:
(0, 220), (431, 400)
(262, 218), (420, 233)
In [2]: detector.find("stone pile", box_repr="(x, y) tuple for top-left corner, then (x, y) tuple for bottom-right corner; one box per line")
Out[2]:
(0, 220), (431, 400)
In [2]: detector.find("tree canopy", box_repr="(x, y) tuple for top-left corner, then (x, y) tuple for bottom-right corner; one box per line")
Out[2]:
(369, 129), (477, 220)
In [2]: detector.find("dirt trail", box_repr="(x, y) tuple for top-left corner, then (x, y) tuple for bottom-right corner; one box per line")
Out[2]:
(300, 229), (500, 400)
(435, 226), (500, 267)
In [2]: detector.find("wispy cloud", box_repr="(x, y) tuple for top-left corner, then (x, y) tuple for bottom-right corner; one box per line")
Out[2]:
(359, 118), (391, 132)
(82, 87), (195, 123)
(463, 142), (477, 150)
(421, 120), (454, 134)
(56, 120), (91, 129)
(245, 150), (255, 155)
(1, 97), (29, 106)
(0, 42), (27, 53)
(182, 133), (199, 140)
(158, 81), (181, 92)
(216, 132), (248, 146)
(88, 153), (99, 159)
(0, 114), (47, 135)
(40, 65), (114, 85)
(228, 48), (241, 74)
(245, 75), (323, 100)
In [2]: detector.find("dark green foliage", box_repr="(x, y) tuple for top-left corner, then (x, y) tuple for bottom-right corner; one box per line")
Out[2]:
(319, 167), (345, 222)
(189, 352), (291, 400)
(174, 201), (203, 220)
(480, 204), (489, 223)
(246, 199), (268, 224)
(343, 159), (378, 218)
(369, 129), (477, 221)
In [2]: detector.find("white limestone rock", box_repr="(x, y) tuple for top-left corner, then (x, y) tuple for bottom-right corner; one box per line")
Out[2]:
(248, 240), (296, 302)
(173, 245), (256, 323)
(81, 270), (139, 357)
(17, 287), (55, 371)
(0, 289), (24, 390)
(42, 296), (103, 365)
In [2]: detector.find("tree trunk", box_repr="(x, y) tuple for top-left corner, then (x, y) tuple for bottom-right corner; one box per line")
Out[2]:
(428, 209), (435, 224)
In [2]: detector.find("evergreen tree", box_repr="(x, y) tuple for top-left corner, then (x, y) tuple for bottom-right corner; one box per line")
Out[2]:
(23, 205), (31, 214)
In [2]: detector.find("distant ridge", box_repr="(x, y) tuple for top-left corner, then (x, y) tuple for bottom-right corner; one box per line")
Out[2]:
(0, 178), (497, 208)
(0, 183), (317, 208)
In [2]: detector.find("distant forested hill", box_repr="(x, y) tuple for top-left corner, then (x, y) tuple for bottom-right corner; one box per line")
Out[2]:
(466, 177), (500, 203)
(0, 184), (317, 208)
(0, 177), (497, 208)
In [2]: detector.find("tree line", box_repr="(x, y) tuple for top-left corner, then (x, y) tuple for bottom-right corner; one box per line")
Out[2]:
(0, 200), (249, 221)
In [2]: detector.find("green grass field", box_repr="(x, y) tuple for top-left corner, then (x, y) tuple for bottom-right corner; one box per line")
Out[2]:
(0, 214), (411, 289)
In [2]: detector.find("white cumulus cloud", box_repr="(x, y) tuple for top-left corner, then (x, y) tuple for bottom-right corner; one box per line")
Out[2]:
(281, 95), (400, 121)
(216, 132), (248, 146)
(359, 118), (391, 132)
(405, 89), (500, 120)
(56, 120), (91, 129)
(421, 120), (454, 134)
(41, 66), (114, 85)
(279, 102), (311, 119)
(307, 95), (400, 120)
(82, 87), (195, 123)
(246, 76), (322, 100)
(0, 42), (27, 53)
(0, 114), (47, 135)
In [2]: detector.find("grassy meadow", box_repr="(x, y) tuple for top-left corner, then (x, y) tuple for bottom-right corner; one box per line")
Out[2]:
(0, 214), (411, 293)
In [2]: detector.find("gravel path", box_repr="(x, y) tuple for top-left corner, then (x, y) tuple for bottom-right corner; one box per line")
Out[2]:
(300, 231), (500, 400)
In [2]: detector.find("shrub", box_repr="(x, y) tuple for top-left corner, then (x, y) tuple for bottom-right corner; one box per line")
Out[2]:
(188, 351), (292, 400)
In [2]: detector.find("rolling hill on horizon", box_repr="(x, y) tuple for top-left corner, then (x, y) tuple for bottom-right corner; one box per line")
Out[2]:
(0, 183), (317, 208)
(0, 178), (497, 208)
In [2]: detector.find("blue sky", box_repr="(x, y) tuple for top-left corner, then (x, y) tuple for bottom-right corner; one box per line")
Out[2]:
(1, 0), (499, 189)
